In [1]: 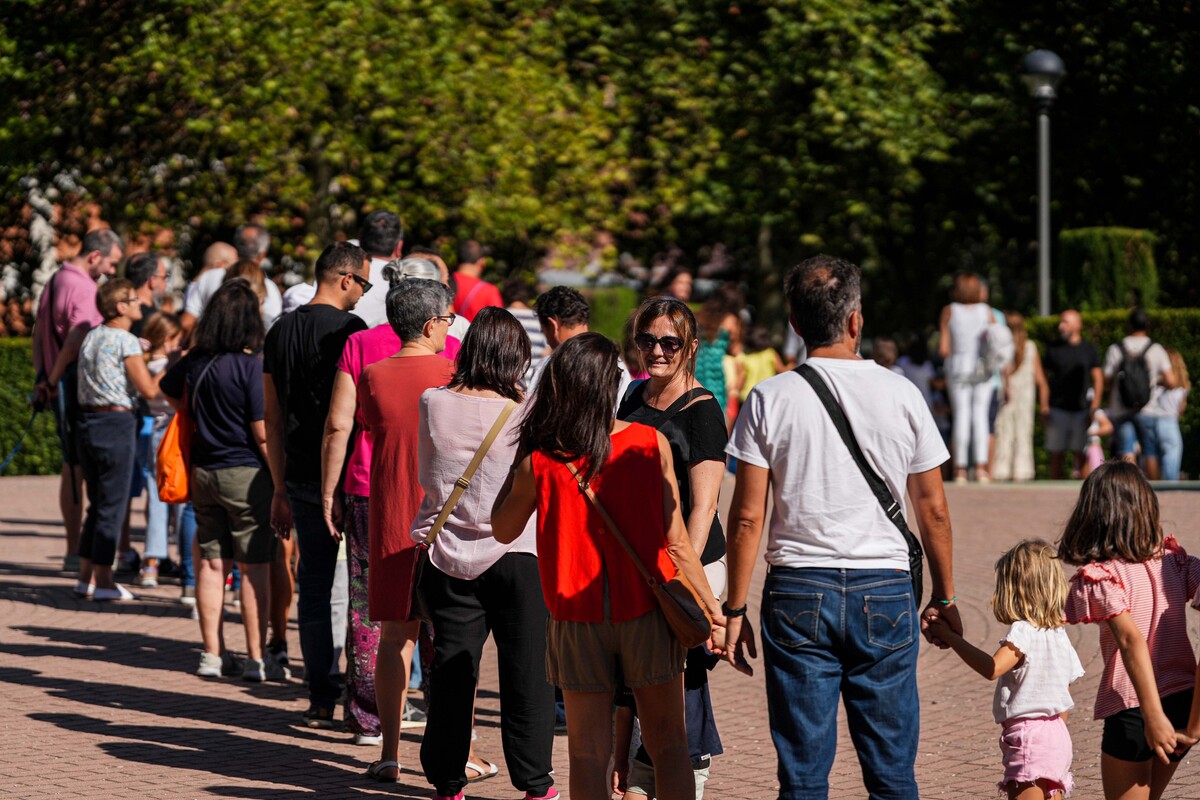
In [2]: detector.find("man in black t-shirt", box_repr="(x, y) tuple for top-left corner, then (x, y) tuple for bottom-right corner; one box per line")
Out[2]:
(264, 241), (370, 726)
(1042, 310), (1103, 479)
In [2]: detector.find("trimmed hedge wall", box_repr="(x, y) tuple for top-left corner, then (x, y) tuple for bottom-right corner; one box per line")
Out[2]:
(1027, 308), (1199, 479)
(0, 338), (62, 476)
(1058, 227), (1159, 311)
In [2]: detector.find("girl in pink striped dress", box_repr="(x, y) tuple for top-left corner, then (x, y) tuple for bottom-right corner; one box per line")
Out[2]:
(1059, 462), (1200, 799)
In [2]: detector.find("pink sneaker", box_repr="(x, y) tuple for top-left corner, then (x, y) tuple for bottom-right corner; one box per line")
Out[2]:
(434, 794), (463, 800)
(526, 789), (559, 800)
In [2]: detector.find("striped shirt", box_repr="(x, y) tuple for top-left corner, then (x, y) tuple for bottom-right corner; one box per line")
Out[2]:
(1065, 537), (1200, 719)
(508, 306), (548, 386)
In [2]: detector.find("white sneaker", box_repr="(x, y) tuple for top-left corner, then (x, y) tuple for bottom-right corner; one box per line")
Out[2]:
(72, 581), (94, 598)
(196, 651), (223, 678)
(242, 658), (266, 682)
(93, 584), (134, 602)
(353, 732), (384, 746)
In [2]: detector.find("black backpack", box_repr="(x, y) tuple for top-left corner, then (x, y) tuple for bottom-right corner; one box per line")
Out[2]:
(1116, 340), (1153, 411)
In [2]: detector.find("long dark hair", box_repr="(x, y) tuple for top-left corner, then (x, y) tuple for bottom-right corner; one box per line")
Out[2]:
(192, 280), (265, 355)
(1057, 462), (1162, 565)
(450, 307), (530, 402)
(517, 332), (620, 484)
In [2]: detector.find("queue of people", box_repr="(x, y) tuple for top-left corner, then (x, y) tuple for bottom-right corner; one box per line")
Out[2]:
(26, 220), (1198, 800)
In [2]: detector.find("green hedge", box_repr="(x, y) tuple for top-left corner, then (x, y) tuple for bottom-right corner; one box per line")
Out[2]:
(1058, 227), (1159, 311)
(1027, 308), (1199, 478)
(0, 338), (63, 475)
(582, 286), (640, 343)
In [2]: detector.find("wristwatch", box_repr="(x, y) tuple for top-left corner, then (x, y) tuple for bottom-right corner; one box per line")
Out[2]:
(721, 601), (748, 618)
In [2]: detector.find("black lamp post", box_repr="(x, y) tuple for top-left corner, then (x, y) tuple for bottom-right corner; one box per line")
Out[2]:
(1020, 50), (1066, 316)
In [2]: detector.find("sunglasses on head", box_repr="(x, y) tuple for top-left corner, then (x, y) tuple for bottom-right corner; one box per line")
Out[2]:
(339, 271), (372, 294)
(634, 333), (685, 357)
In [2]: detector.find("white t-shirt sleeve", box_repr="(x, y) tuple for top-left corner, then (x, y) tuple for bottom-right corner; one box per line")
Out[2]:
(1148, 343), (1171, 383)
(726, 387), (770, 468)
(1001, 620), (1031, 655)
(1067, 640), (1085, 684)
(182, 281), (203, 317)
(1102, 344), (1121, 378)
(906, 386), (950, 474)
(262, 279), (282, 328)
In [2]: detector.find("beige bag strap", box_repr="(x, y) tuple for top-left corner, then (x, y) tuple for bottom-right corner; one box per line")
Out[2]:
(565, 461), (658, 587)
(420, 399), (518, 547)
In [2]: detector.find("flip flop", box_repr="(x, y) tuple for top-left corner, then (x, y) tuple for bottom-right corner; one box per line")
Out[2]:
(465, 758), (499, 782)
(366, 760), (400, 783)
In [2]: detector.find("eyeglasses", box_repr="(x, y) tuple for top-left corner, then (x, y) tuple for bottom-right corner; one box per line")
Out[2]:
(634, 333), (685, 357)
(118, 295), (139, 305)
(430, 313), (457, 326)
(339, 271), (372, 294)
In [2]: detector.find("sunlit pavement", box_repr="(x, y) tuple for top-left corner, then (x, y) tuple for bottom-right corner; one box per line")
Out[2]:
(2, 474), (1199, 798)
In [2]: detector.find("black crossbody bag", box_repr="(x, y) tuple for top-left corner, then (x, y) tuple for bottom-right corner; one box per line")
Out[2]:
(796, 364), (925, 603)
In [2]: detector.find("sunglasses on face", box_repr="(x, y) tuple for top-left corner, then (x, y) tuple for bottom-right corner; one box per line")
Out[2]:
(339, 271), (372, 294)
(634, 333), (685, 357)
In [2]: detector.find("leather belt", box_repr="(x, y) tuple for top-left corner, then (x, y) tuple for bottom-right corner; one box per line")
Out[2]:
(81, 404), (133, 413)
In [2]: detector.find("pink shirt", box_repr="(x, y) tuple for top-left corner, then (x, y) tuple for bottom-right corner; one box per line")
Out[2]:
(34, 264), (103, 375)
(1065, 536), (1200, 719)
(337, 325), (459, 496)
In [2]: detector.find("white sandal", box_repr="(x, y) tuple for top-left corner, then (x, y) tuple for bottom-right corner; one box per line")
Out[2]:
(366, 760), (400, 783)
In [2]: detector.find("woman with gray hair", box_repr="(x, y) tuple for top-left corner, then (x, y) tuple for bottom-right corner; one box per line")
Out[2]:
(353, 278), (457, 782)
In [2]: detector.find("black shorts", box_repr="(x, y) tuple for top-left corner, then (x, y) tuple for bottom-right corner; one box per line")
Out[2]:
(1102, 689), (1194, 763)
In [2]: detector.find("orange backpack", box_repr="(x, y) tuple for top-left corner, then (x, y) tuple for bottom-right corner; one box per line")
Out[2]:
(156, 356), (219, 503)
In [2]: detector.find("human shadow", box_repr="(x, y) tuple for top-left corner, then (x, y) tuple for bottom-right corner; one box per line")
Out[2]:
(1, 666), (309, 731)
(0, 575), (197, 618)
(0, 517), (66, 527)
(29, 711), (430, 796)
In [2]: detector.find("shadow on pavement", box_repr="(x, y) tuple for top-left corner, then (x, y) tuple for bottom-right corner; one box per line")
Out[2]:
(29, 711), (427, 795)
(0, 576), (197, 617)
(1, 666), (309, 730)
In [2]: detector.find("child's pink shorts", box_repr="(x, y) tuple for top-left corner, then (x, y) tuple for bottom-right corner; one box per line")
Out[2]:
(998, 715), (1074, 796)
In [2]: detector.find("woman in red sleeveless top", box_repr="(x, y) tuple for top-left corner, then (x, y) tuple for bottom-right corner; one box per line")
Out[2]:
(492, 333), (725, 800)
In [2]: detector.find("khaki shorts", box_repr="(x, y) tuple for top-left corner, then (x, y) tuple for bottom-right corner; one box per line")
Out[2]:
(547, 608), (685, 693)
(191, 465), (276, 564)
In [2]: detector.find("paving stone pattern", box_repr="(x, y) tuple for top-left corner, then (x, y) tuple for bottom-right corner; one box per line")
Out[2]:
(2, 475), (1200, 798)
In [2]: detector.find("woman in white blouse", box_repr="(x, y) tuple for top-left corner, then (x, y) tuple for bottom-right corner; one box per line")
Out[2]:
(412, 307), (556, 799)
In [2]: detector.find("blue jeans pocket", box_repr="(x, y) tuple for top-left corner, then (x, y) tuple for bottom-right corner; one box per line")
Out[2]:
(864, 594), (913, 651)
(767, 591), (821, 649)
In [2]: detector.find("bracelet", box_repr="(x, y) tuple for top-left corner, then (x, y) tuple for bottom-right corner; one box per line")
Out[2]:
(722, 601), (748, 618)
(930, 596), (957, 606)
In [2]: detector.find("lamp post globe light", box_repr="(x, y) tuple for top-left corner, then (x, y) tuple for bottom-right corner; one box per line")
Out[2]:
(1020, 49), (1065, 316)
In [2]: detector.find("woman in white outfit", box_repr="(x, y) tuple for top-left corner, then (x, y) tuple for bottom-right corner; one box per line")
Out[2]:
(938, 272), (995, 483)
(992, 312), (1048, 482)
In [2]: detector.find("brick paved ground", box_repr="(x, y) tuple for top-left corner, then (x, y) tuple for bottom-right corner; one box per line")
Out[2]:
(3, 475), (1200, 798)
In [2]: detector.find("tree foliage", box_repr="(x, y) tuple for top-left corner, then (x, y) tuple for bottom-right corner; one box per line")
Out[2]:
(2, 0), (1197, 334)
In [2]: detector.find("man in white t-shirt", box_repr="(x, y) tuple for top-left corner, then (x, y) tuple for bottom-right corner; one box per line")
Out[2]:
(182, 225), (282, 329)
(1103, 307), (1176, 479)
(179, 241), (236, 339)
(350, 210), (404, 328)
(721, 254), (958, 800)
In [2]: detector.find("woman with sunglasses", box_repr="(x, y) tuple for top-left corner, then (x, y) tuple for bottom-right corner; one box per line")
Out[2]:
(614, 297), (729, 798)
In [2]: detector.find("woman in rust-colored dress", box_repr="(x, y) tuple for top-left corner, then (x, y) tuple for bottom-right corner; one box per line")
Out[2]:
(357, 278), (456, 782)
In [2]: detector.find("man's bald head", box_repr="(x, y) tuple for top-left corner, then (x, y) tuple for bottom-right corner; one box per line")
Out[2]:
(203, 242), (237, 271)
(1058, 309), (1082, 343)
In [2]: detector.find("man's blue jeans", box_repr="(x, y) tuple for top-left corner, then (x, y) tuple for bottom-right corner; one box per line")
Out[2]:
(1116, 412), (1160, 458)
(761, 567), (919, 800)
(288, 481), (342, 709)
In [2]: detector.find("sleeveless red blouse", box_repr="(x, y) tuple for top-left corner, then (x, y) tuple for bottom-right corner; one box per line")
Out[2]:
(531, 422), (677, 623)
